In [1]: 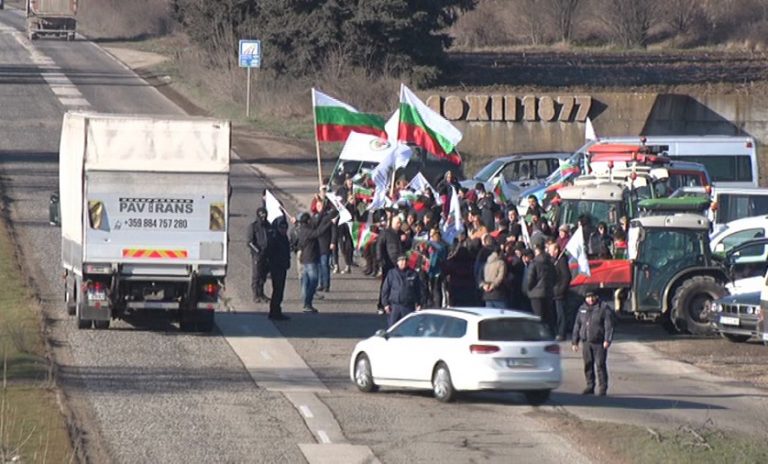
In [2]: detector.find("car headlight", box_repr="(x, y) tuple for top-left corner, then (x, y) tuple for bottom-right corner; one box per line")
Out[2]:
(712, 302), (722, 313)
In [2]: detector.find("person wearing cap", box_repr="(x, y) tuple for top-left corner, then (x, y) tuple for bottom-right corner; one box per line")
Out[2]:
(571, 291), (615, 396)
(556, 224), (571, 251)
(247, 207), (271, 303)
(380, 254), (425, 327)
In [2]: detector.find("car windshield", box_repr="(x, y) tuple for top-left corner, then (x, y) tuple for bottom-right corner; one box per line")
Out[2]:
(559, 199), (621, 227)
(478, 318), (553, 341)
(473, 160), (505, 182)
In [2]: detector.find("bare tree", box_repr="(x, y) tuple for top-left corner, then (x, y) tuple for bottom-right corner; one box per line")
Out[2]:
(662, 0), (701, 33)
(597, 0), (659, 48)
(544, 0), (583, 43)
(514, 0), (549, 45)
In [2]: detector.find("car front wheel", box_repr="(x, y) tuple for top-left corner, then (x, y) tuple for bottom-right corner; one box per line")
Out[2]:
(432, 363), (456, 403)
(354, 354), (377, 393)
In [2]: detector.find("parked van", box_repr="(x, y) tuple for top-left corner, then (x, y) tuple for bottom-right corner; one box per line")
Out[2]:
(580, 136), (758, 188)
(671, 186), (768, 235)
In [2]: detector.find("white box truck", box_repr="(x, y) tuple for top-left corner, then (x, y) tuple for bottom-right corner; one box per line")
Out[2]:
(26, 0), (78, 41)
(53, 112), (230, 331)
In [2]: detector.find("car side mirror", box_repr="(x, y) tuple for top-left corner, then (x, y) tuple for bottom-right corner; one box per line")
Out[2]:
(49, 193), (60, 226)
(374, 329), (388, 339)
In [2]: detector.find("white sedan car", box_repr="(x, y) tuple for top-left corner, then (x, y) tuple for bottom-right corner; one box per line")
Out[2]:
(349, 308), (562, 404)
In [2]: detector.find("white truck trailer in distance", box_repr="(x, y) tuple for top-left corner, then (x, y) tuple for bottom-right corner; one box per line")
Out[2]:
(54, 112), (230, 331)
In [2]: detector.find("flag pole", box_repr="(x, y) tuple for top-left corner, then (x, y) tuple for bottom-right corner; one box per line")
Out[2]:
(312, 88), (324, 188)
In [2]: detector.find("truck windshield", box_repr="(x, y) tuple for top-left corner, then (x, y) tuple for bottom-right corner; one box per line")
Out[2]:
(559, 199), (622, 228)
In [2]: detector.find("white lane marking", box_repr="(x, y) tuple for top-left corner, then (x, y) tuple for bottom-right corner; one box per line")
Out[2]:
(51, 86), (82, 97)
(58, 97), (90, 107)
(299, 405), (314, 418)
(11, 30), (92, 109)
(317, 430), (331, 444)
(260, 350), (272, 360)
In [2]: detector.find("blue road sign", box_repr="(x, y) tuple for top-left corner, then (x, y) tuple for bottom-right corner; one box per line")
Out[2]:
(239, 40), (262, 68)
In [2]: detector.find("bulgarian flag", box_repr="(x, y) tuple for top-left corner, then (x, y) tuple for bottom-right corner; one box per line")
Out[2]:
(350, 221), (378, 251)
(353, 184), (374, 202)
(492, 177), (510, 204)
(397, 84), (463, 166)
(312, 88), (386, 142)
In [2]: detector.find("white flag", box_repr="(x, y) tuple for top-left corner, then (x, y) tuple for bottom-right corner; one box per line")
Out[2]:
(441, 186), (463, 244)
(407, 172), (442, 205)
(565, 224), (591, 276)
(585, 117), (598, 141)
(519, 216), (531, 248)
(327, 193), (353, 225)
(264, 190), (285, 224)
(385, 109), (399, 145)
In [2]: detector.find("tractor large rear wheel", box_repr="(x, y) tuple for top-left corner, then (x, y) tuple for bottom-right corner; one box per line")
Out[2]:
(670, 276), (725, 335)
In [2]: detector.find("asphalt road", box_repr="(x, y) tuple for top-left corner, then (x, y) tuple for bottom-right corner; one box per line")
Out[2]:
(3, 6), (768, 464)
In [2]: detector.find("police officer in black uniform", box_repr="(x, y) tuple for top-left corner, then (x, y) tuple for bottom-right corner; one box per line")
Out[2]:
(247, 207), (271, 303)
(571, 291), (615, 396)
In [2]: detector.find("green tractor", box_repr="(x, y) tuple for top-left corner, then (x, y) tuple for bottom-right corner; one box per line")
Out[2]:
(628, 213), (727, 334)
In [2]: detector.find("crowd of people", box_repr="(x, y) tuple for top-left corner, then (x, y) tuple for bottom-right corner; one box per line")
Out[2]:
(249, 169), (621, 336)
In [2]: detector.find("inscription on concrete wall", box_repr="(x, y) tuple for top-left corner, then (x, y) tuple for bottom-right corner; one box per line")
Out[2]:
(426, 95), (592, 122)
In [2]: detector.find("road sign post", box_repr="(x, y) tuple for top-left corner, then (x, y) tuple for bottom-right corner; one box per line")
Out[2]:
(238, 39), (262, 118)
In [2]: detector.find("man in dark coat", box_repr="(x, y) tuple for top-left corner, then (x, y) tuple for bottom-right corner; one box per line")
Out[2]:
(266, 219), (291, 320)
(548, 239), (572, 340)
(376, 214), (404, 314)
(290, 211), (333, 313)
(247, 207), (271, 303)
(526, 242), (556, 332)
(381, 255), (426, 327)
(572, 291), (615, 396)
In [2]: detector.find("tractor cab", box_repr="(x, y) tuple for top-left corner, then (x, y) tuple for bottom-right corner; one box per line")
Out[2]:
(628, 213), (727, 334)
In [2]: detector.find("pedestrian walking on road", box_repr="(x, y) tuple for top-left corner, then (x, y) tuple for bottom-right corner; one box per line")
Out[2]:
(266, 219), (291, 320)
(247, 207), (271, 303)
(571, 291), (615, 396)
(381, 255), (425, 327)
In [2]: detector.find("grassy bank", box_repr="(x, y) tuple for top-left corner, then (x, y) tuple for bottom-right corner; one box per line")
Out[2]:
(534, 410), (768, 464)
(0, 220), (72, 462)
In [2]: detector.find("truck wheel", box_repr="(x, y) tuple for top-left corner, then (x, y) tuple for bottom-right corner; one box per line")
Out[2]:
(670, 276), (725, 336)
(94, 320), (110, 330)
(179, 309), (196, 332)
(197, 311), (215, 333)
(722, 333), (750, 343)
(65, 279), (76, 316)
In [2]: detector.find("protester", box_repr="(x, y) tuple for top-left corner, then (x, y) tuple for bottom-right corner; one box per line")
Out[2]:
(376, 213), (404, 314)
(527, 242), (556, 331)
(291, 211), (333, 313)
(480, 242), (507, 308)
(548, 239), (571, 340)
(266, 219), (291, 320)
(247, 207), (271, 303)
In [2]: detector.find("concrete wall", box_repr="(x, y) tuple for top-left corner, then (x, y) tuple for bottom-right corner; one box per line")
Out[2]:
(428, 91), (768, 183)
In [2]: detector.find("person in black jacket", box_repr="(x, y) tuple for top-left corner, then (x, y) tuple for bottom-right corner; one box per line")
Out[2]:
(381, 255), (425, 327)
(290, 211), (333, 313)
(548, 240), (572, 341)
(316, 207), (337, 293)
(527, 242), (556, 332)
(571, 291), (615, 396)
(247, 207), (271, 303)
(376, 214), (404, 314)
(266, 219), (291, 320)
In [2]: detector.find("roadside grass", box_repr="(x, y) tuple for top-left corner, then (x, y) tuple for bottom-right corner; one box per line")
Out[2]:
(533, 410), (768, 464)
(0, 220), (72, 462)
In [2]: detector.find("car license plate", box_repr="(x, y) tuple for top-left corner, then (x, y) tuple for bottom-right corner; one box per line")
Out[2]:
(90, 291), (107, 301)
(719, 316), (740, 326)
(507, 358), (536, 368)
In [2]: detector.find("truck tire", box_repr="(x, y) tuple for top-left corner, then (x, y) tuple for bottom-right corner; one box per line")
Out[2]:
(197, 311), (215, 333)
(179, 309), (196, 332)
(65, 278), (76, 316)
(75, 278), (91, 329)
(670, 276), (725, 336)
(94, 320), (110, 330)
